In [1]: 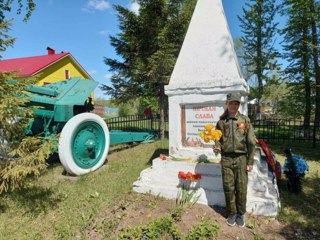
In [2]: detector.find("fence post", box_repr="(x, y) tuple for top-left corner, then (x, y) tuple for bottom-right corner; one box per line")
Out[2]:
(313, 120), (316, 148)
(150, 115), (153, 132)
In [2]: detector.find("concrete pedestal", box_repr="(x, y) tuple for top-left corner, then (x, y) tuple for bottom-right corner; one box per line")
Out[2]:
(133, 148), (280, 217)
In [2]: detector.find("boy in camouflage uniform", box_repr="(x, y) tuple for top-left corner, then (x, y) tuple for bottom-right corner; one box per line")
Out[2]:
(214, 92), (256, 227)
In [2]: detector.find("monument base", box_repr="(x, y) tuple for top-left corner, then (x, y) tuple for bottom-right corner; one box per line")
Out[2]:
(133, 148), (280, 217)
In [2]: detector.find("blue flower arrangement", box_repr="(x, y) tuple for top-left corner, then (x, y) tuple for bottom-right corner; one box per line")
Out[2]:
(283, 149), (309, 193)
(283, 154), (309, 176)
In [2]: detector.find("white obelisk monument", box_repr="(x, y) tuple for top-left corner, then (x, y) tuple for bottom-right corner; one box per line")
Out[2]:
(133, 0), (280, 217)
(165, 0), (248, 160)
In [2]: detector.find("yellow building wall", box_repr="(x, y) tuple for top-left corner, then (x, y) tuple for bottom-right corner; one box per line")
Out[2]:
(32, 56), (94, 99)
(36, 57), (90, 85)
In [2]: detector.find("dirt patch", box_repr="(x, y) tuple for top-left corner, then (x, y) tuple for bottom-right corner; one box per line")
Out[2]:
(84, 192), (290, 239)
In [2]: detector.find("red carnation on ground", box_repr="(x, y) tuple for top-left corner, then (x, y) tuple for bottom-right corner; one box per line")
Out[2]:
(186, 172), (194, 181)
(194, 174), (202, 180)
(159, 154), (167, 160)
(178, 171), (201, 181)
(178, 171), (187, 179)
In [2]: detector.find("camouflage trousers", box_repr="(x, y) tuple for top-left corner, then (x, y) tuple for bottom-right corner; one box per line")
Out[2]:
(221, 154), (248, 215)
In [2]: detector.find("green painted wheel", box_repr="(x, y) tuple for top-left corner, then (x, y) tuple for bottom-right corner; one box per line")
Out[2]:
(59, 113), (110, 175)
(71, 121), (106, 169)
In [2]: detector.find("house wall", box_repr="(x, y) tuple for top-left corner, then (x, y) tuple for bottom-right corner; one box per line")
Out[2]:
(36, 57), (89, 85)
(32, 56), (94, 99)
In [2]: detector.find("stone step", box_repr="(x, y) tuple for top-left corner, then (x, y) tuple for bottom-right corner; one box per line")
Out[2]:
(134, 176), (279, 217)
(152, 158), (222, 176)
(133, 181), (225, 206)
(136, 167), (224, 192)
(133, 149), (280, 217)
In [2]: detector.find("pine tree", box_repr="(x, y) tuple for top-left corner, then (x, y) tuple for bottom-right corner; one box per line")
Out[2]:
(0, 0), (35, 22)
(280, 0), (319, 125)
(0, 0), (35, 56)
(238, 0), (279, 119)
(102, 0), (196, 139)
(0, 72), (57, 193)
(0, 1), (56, 193)
(309, 0), (320, 127)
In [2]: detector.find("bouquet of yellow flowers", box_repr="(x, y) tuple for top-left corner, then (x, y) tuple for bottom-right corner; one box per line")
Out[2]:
(199, 123), (222, 146)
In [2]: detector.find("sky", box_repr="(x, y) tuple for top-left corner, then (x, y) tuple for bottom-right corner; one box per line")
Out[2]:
(2, 0), (247, 99)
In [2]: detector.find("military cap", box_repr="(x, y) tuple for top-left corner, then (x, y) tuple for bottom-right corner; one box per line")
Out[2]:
(226, 92), (241, 102)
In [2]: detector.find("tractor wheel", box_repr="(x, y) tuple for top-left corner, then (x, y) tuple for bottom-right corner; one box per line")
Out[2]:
(59, 113), (110, 175)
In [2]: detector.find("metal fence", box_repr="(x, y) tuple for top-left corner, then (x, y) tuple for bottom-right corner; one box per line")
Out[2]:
(104, 115), (319, 147)
(105, 114), (168, 135)
(252, 119), (319, 148)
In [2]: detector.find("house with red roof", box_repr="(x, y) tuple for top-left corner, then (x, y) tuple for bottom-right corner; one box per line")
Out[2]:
(0, 47), (93, 86)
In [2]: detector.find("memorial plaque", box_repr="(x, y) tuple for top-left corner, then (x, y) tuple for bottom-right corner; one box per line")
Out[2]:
(182, 103), (224, 147)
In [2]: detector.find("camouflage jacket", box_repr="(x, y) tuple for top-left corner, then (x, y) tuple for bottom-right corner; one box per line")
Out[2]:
(216, 112), (256, 165)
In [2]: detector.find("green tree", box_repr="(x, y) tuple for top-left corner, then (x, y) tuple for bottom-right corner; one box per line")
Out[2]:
(280, 0), (319, 126)
(0, 0), (35, 56)
(263, 82), (292, 118)
(309, 0), (320, 127)
(101, 0), (196, 139)
(0, 72), (56, 193)
(0, 0), (56, 193)
(137, 96), (158, 115)
(238, 0), (279, 119)
(234, 37), (254, 83)
(0, 0), (35, 22)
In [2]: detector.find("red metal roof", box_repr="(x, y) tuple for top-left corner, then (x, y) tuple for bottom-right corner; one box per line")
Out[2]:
(0, 52), (70, 76)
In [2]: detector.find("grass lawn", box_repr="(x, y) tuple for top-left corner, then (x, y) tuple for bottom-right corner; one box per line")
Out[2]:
(0, 140), (168, 239)
(0, 139), (319, 239)
(267, 141), (320, 236)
